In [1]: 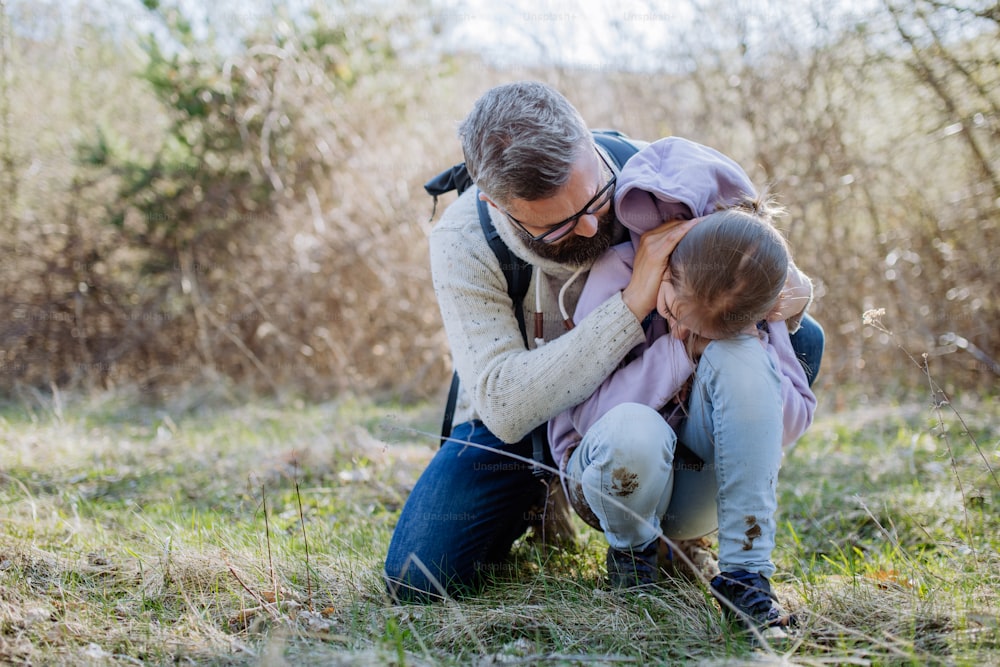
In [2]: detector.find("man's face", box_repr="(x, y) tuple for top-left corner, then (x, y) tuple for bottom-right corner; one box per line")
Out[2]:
(488, 148), (619, 265)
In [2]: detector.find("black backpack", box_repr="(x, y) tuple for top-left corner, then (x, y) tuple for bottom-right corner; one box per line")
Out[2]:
(423, 130), (640, 478)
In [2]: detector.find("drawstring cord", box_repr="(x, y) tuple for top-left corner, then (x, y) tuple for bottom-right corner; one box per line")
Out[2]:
(533, 267), (545, 347)
(533, 264), (586, 347)
(558, 266), (586, 330)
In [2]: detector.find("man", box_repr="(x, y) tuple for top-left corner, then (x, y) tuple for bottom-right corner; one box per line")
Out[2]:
(383, 81), (823, 608)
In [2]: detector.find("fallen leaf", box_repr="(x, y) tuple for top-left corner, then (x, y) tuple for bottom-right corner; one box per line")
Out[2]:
(869, 569), (912, 589)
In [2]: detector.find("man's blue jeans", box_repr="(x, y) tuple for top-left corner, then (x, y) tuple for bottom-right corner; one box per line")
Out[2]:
(384, 315), (824, 601)
(384, 420), (547, 602)
(790, 313), (824, 387)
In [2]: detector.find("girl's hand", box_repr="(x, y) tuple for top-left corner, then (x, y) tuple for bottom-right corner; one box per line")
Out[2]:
(673, 375), (693, 405)
(767, 262), (813, 322)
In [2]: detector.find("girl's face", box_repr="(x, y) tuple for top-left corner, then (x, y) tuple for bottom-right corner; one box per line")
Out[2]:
(657, 274), (698, 341)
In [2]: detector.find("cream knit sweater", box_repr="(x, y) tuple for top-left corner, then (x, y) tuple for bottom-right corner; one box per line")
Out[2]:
(429, 172), (646, 444)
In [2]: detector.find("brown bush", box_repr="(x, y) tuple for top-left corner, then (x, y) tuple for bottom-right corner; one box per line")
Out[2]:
(0, 0), (996, 405)
(0, 3), (457, 402)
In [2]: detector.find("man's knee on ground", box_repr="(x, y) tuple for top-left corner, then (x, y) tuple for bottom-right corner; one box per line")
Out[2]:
(383, 560), (475, 604)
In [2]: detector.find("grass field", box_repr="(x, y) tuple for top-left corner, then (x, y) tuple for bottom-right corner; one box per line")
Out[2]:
(1, 387), (997, 665)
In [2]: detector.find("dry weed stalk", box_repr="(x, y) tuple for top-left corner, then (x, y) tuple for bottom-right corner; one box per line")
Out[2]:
(864, 307), (1000, 565)
(233, 464), (316, 629)
(293, 465), (314, 611)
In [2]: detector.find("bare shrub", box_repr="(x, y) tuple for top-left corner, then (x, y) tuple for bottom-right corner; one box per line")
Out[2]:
(1, 0), (996, 402)
(0, 2), (456, 402)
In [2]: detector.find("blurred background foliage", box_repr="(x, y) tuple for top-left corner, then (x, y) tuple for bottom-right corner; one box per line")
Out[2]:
(0, 0), (996, 407)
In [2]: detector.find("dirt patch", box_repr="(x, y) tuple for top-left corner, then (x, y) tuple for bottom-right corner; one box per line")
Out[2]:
(742, 515), (762, 551)
(610, 467), (639, 497)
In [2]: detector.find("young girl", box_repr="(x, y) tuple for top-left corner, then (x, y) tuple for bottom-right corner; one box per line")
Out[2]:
(548, 137), (816, 631)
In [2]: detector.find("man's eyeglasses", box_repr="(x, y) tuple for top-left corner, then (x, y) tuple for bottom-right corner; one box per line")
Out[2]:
(502, 148), (616, 244)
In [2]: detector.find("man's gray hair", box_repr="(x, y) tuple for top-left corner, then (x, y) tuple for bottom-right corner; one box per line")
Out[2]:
(458, 81), (591, 206)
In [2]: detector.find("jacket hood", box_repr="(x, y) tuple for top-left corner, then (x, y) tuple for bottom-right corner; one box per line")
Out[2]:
(614, 137), (756, 235)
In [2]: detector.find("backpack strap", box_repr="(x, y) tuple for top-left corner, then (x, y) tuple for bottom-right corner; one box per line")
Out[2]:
(473, 195), (550, 476)
(475, 197), (550, 479)
(439, 371), (461, 445)
(477, 195), (531, 343)
(592, 129), (639, 170)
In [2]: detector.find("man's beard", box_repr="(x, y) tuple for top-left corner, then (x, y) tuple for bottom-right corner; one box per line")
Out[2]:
(519, 211), (621, 266)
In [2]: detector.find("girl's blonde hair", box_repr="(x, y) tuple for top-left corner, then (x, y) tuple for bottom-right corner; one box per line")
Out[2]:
(670, 195), (789, 339)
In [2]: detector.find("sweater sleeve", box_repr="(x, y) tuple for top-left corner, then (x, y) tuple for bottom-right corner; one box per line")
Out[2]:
(764, 319), (817, 447)
(430, 209), (646, 444)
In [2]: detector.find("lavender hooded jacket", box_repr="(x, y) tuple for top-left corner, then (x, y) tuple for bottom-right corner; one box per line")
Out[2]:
(547, 137), (816, 467)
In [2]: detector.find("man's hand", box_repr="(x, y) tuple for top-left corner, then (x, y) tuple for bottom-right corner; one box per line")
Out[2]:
(767, 262), (813, 322)
(622, 218), (699, 321)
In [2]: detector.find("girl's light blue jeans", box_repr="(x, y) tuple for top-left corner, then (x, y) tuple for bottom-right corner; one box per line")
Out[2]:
(563, 334), (784, 577)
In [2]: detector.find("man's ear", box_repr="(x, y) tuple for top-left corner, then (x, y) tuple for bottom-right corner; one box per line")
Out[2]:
(478, 191), (497, 209)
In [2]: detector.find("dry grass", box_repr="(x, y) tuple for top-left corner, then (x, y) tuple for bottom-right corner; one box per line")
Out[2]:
(0, 387), (997, 665)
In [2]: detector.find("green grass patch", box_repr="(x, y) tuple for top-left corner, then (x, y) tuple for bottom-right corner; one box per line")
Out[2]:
(0, 392), (997, 664)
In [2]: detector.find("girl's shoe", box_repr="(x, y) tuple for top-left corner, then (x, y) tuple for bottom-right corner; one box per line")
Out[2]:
(606, 541), (659, 589)
(710, 569), (794, 631)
